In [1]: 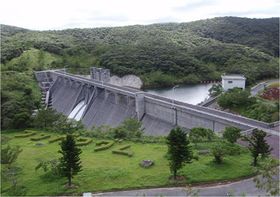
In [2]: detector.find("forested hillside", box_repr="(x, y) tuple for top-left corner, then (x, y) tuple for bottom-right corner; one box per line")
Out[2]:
(1, 17), (279, 129)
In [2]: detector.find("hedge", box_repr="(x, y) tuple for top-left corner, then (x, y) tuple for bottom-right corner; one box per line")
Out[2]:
(119, 144), (131, 150)
(94, 141), (114, 151)
(112, 150), (133, 157)
(96, 141), (110, 146)
(15, 130), (36, 138)
(49, 136), (65, 143)
(76, 138), (93, 146)
(30, 134), (51, 141)
(77, 138), (88, 142)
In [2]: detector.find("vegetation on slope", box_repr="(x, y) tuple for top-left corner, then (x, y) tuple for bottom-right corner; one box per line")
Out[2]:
(217, 88), (279, 123)
(1, 17), (279, 87)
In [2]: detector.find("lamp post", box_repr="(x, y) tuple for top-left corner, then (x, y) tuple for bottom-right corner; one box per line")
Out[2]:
(172, 85), (179, 107)
(63, 65), (68, 77)
(172, 85), (179, 126)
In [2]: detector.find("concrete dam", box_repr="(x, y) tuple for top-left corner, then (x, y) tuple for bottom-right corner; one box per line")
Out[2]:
(35, 68), (276, 136)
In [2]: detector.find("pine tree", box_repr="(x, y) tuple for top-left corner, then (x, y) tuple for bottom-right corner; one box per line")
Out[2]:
(166, 127), (192, 179)
(59, 134), (82, 186)
(243, 129), (271, 166)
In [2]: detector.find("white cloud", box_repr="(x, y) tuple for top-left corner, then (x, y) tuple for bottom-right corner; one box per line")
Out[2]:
(0, 0), (279, 30)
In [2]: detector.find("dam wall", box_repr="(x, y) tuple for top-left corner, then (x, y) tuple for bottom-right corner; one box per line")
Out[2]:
(35, 69), (272, 136)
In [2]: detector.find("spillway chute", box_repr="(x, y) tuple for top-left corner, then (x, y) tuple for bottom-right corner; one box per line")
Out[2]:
(68, 100), (87, 121)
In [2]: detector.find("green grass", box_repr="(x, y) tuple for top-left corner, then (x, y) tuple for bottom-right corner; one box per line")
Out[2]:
(1, 130), (256, 196)
(268, 82), (280, 88)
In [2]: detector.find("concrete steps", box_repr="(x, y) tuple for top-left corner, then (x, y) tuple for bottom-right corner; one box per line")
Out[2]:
(39, 81), (53, 109)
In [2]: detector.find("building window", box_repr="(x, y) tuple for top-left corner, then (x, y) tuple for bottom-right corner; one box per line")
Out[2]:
(228, 81), (233, 84)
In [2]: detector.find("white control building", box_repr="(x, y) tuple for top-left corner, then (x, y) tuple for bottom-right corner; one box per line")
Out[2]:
(221, 74), (246, 91)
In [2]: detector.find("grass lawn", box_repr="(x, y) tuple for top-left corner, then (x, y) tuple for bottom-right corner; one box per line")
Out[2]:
(1, 130), (256, 196)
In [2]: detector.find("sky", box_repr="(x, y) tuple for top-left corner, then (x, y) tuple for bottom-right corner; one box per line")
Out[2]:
(0, 0), (279, 30)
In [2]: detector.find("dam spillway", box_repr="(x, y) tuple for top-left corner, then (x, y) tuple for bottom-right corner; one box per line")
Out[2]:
(35, 69), (275, 136)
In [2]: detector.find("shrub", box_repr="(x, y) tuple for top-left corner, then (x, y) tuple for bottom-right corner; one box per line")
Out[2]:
(119, 145), (131, 150)
(48, 136), (65, 143)
(211, 143), (227, 164)
(35, 159), (61, 176)
(189, 127), (215, 144)
(76, 138), (93, 146)
(223, 127), (241, 143)
(30, 134), (51, 141)
(112, 118), (144, 139)
(112, 150), (133, 157)
(94, 142), (114, 151)
(1, 136), (11, 145)
(223, 142), (242, 155)
(1, 145), (22, 165)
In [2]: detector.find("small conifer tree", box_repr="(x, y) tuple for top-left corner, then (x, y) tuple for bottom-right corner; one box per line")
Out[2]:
(59, 134), (82, 186)
(166, 127), (192, 179)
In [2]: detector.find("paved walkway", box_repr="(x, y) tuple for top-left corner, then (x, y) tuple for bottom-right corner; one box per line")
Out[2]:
(92, 176), (271, 196)
(250, 79), (279, 96)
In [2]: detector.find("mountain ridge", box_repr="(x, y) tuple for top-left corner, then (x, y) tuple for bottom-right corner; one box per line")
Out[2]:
(1, 16), (279, 87)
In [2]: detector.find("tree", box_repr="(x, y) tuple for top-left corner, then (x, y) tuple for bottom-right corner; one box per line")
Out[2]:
(54, 115), (84, 134)
(33, 108), (61, 129)
(217, 88), (255, 109)
(209, 83), (223, 97)
(223, 127), (241, 143)
(243, 129), (271, 166)
(33, 109), (84, 133)
(166, 127), (193, 179)
(59, 135), (82, 187)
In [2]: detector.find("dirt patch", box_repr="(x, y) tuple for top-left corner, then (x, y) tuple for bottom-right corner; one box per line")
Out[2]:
(261, 87), (280, 100)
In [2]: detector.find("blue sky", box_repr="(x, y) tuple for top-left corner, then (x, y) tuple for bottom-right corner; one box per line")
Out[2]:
(0, 0), (279, 30)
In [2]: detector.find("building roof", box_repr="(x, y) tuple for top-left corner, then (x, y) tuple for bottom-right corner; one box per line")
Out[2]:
(221, 74), (246, 80)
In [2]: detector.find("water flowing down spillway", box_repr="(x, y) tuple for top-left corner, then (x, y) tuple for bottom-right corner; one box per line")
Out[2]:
(68, 100), (87, 121)
(74, 104), (87, 120)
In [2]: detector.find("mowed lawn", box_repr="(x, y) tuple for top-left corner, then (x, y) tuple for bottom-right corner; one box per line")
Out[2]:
(1, 130), (255, 196)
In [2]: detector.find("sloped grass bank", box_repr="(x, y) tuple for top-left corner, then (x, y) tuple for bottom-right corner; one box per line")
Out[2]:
(1, 130), (256, 196)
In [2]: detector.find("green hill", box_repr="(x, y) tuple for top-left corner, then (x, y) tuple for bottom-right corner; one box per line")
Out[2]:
(1, 17), (279, 86)
(0, 17), (279, 129)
